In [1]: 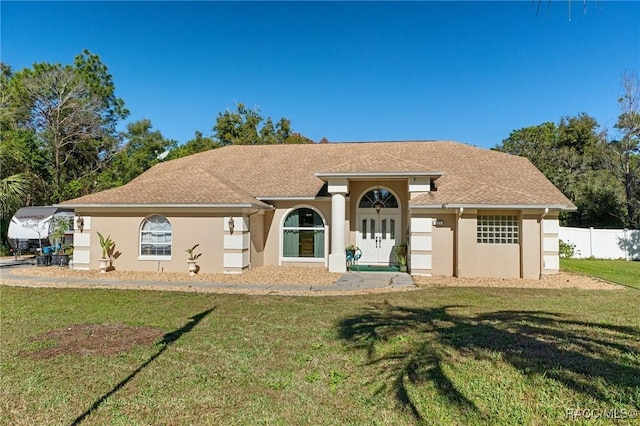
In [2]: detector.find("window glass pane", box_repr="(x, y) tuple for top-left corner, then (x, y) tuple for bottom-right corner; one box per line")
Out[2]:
(284, 210), (300, 227)
(477, 215), (519, 244)
(284, 208), (323, 228)
(380, 190), (399, 208)
(140, 215), (171, 256)
(382, 219), (387, 240)
(358, 189), (399, 209)
(283, 229), (299, 257)
(299, 230), (314, 257)
(390, 219), (395, 240)
(362, 219), (367, 239)
(370, 219), (375, 239)
(314, 230), (324, 257)
(282, 208), (325, 258)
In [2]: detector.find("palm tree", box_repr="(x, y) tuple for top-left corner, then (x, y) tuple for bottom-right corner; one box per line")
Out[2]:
(0, 173), (30, 219)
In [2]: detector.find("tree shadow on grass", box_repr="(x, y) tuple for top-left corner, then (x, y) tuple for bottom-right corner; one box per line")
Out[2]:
(338, 302), (640, 423)
(71, 307), (216, 425)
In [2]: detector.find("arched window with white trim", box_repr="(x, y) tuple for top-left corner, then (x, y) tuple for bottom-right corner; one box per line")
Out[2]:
(140, 215), (172, 257)
(282, 208), (325, 259)
(358, 188), (399, 209)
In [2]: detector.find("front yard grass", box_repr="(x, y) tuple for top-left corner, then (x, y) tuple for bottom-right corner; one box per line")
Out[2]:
(561, 258), (640, 289)
(1, 285), (639, 425)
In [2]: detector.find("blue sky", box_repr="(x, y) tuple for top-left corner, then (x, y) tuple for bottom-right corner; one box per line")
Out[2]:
(2, 1), (639, 148)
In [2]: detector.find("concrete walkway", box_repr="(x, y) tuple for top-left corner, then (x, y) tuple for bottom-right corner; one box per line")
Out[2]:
(0, 255), (36, 268)
(1, 258), (415, 293)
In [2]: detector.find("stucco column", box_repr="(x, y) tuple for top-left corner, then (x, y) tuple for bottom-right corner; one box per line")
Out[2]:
(328, 180), (348, 272)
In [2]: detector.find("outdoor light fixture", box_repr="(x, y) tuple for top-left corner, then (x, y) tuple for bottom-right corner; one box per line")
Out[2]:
(373, 199), (384, 214)
(373, 187), (384, 214)
(228, 217), (235, 235)
(76, 216), (84, 233)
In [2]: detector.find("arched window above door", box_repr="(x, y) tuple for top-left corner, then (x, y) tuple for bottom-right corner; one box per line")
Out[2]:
(358, 188), (399, 209)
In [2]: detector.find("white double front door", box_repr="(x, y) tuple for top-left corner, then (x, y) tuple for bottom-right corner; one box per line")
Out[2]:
(356, 212), (400, 265)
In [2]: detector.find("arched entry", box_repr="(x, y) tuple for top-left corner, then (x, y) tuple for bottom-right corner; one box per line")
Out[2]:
(356, 187), (401, 265)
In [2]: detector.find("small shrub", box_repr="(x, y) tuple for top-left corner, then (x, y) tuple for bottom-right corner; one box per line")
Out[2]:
(559, 239), (578, 259)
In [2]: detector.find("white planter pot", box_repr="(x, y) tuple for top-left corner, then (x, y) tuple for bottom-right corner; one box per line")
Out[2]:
(99, 258), (109, 273)
(188, 260), (198, 277)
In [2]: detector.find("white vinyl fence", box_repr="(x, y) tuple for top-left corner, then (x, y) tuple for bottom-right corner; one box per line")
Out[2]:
(559, 227), (640, 260)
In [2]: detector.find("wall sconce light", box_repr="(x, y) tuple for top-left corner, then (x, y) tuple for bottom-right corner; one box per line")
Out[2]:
(228, 217), (235, 235)
(76, 216), (84, 233)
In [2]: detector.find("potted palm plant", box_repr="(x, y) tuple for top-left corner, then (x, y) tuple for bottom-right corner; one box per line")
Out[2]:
(97, 232), (115, 273)
(186, 244), (202, 276)
(395, 245), (408, 272)
(60, 243), (72, 267)
(62, 244), (73, 268)
(49, 217), (69, 266)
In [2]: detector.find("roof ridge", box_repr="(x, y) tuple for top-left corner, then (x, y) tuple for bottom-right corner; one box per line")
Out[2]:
(318, 153), (378, 172)
(317, 152), (440, 174)
(191, 164), (260, 201)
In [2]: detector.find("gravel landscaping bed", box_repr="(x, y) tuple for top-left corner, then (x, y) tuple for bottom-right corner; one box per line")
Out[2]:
(3, 264), (622, 294)
(8, 265), (342, 286)
(412, 273), (622, 290)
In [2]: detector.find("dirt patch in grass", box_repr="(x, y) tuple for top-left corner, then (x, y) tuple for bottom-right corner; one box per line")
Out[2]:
(25, 324), (164, 359)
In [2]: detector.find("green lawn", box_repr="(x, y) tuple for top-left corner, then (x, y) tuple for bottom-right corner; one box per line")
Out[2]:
(1, 286), (639, 425)
(561, 258), (640, 289)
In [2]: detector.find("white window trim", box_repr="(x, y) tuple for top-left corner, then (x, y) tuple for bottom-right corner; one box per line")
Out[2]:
(139, 215), (173, 259)
(279, 204), (328, 266)
(356, 186), (401, 210)
(137, 255), (172, 261)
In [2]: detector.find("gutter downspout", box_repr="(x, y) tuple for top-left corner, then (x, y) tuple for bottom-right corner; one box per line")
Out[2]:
(539, 208), (549, 279)
(456, 207), (464, 277)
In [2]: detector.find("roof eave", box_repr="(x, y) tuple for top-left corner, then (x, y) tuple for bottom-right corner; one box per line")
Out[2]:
(315, 172), (444, 179)
(410, 203), (577, 211)
(55, 203), (274, 210)
(256, 196), (332, 201)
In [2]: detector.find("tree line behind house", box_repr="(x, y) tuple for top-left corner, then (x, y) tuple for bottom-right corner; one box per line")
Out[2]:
(493, 73), (639, 230)
(0, 50), (638, 251)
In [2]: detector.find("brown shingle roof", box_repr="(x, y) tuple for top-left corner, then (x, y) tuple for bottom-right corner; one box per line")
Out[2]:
(62, 161), (269, 207)
(317, 154), (439, 174)
(60, 141), (575, 209)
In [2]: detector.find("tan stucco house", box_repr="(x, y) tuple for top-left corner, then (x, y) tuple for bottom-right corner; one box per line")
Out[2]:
(58, 141), (575, 278)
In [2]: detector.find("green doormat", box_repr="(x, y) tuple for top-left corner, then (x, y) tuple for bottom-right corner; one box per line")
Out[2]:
(349, 265), (400, 272)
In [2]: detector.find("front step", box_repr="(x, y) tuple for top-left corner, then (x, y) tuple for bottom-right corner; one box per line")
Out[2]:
(348, 264), (400, 272)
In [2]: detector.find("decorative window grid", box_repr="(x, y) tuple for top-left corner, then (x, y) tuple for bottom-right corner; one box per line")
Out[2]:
(140, 215), (172, 256)
(477, 215), (519, 244)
